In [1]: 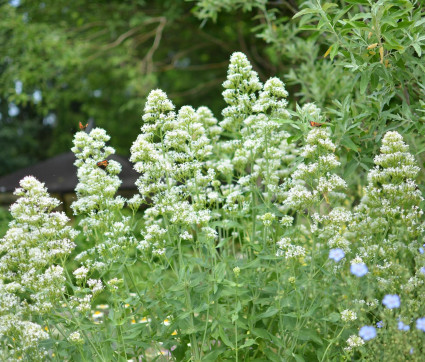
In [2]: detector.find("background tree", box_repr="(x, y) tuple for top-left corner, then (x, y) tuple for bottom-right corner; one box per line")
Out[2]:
(0, 0), (270, 175)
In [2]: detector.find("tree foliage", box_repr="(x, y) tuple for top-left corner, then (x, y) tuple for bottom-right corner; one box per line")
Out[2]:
(0, 0), (267, 175)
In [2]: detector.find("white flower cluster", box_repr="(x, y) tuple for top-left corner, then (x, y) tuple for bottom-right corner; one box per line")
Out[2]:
(297, 102), (325, 126)
(344, 335), (364, 351)
(71, 128), (124, 227)
(353, 131), (423, 236)
(131, 89), (216, 255)
(312, 208), (352, 252)
(350, 131), (424, 290)
(0, 315), (49, 359)
(258, 212), (276, 227)
(197, 106), (222, 144)
(69, 331), (84, 344)
(0, 176), (77, 358)
(242, 78), (296, 200)
(276, 237), (306, 260)
(214, 54), (297, 214)
(284, 106), (346, 211)
(221, 52), (262, 132)
(341, 309), (357, 322)
(130, 90), (176, 198)
(72, 127), (137, 272)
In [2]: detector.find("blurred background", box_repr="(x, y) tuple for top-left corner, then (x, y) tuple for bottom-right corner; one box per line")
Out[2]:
(0, 0), (288, 176)
(1, 0), (424, 213)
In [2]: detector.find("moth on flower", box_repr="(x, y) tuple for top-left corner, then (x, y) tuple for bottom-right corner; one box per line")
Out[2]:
(96, 160), (109, 170)
(309, 120), (323, 127)
(79, 122), (88, 130)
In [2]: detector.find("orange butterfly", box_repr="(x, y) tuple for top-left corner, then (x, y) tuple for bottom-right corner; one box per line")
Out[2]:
(79, 122), (88, 130)
(309, 121), (323, 127)
(96, 160), (109, 170)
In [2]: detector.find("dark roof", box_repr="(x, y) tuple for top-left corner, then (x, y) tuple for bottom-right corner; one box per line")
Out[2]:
(0, 152), (139, 194)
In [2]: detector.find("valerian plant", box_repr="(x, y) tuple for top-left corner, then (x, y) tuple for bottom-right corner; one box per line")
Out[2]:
(1, 51), (424, 361)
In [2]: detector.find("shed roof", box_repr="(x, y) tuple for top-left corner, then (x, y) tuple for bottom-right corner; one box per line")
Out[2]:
(0, 152), (139, 194)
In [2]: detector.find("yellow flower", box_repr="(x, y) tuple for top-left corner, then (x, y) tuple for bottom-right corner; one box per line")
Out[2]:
(139, 317), (151, 324)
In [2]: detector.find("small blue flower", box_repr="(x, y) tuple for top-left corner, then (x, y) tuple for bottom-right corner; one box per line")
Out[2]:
(420, 266), (425, 275)
(376, 320), (384, 328)
(397, 321), (410, 331)
(350, 263), (368, 277)
(419, 247), (424, 254)
(382, 294), (400, 309)
(410, 348), (414, 355)
(359, 325), (376, 341)
(329, 248), (345, 262)
(416, 317), (425, 332)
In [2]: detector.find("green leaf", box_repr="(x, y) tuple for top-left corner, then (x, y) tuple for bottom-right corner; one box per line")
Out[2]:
(256, 307), (279, 320)
(264, 348), (282, 362)
(297, 329), (323, 345)
(293, 354), (306, 362)
(202, 347), (226, 361)
(322, 3), (338, 12)
(219, 326), (235, 349)
(412, 43), (422, 57)
(251, 328), (273, 341)
(322, 312), (340, 323)
(359, 69), (370, 95)
(292, 8), (319, 19)
(215, 262), (227, 283)
(330, 43), (339, 60)
(240, 338), (257, 348)
(340, 137), (359, 151)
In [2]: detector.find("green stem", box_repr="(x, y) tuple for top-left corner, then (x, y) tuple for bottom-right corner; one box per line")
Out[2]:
(320, 327), (345, 362)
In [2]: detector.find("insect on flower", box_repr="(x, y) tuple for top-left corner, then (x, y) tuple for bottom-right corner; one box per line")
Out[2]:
(309, 121), (323, 127)
(96, 160), (109, 170)
(79, 122), (88, 130)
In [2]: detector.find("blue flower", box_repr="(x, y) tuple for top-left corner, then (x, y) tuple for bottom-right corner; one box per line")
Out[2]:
(419, 247), (424, 254)
(397, 321), (410, 331)
(350, 263), (368, 277)
(416, 317), (425, 332)
(382, 294), (400, 309)
(359, 325), (376, 341)
(420, 267), (425, 275)
(376, 320), (384, 328)
(329, 248), (345, 262)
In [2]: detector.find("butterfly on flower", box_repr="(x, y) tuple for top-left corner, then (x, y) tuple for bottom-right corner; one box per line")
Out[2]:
(79, 122), (88, 130)
(309, 121), (323, 127)
(96, 160), (109, 170)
